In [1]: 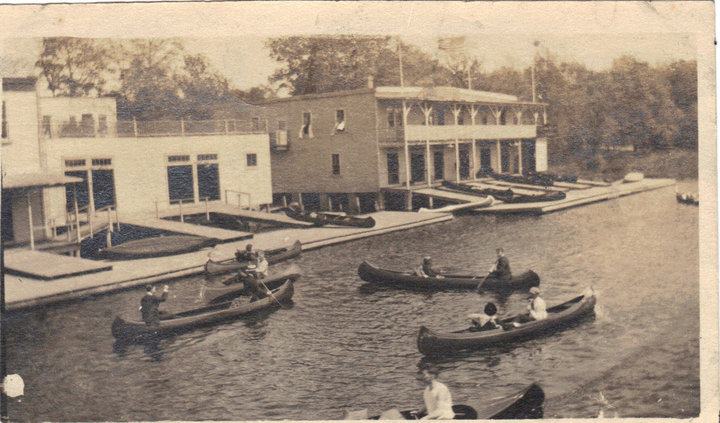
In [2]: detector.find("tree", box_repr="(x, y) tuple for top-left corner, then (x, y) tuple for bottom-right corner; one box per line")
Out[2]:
(175, 54), (233, 119)
(660, 60), (697, 148)
(36, 37), (115, 96)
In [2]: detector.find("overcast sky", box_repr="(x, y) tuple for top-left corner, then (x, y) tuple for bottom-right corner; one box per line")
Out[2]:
(0, 2), (703, 92)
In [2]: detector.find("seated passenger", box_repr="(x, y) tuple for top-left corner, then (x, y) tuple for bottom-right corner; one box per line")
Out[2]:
(468, 302), (501, 331)
(235, 244), (256, 262)
(416, 256), (438, 278)
(513, 287), (547, 326)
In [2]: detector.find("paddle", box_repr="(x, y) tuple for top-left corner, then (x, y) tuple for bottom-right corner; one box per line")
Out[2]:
(259, 279), (286, 309)
(474, 273), (491, 293)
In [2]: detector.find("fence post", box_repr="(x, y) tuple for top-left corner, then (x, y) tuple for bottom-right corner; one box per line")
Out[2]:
(180, 119), (185, 136)
(106, 231), (112, 248)
(107, 209), (113, 233)
(155, 200), (159, 218)
(282, 195), (288, 208)
(179, 199), (184, 223)
(88, 212), (94, 238)
(66, 211), (72, 241)
(224, 120), (229, 135)
(115, 208), (121, 232)
(132, 117), (138, 137)
(205, 197), (210, 221)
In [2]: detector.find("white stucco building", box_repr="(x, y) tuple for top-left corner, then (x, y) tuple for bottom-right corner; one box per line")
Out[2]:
(1, 77), (272, 248)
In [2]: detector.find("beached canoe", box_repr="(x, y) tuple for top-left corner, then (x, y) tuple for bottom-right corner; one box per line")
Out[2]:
(204, 241), (302, 275)
(416, 289), (596, 355)
(202, 264), (302, 304)
(676, 192), (699, 206)
(418, 196), (494, 214)
(111, 280), (294, 341)
(284, 208), (376, 228)
(98, 235), (215, 260)
(441, 181), (565, 203)
(357, 261), (540, 292)
(623, 172), (644, 183)
(354, 383), (544, 420)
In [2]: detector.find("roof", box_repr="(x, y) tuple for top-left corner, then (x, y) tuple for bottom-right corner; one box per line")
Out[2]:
(3, 173), (83, 190)
(257, 86), (545, 106)
(2, 77), (37, 92)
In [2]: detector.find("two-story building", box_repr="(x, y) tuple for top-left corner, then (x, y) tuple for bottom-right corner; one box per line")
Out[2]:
(254, 79), (549, 212)
(1, 77), (273, 249)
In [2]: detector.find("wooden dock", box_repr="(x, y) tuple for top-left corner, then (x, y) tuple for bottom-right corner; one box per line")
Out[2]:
(4, 249), (112, 280)
(4, 211), (452, 311)
(120, 215), (253, 242)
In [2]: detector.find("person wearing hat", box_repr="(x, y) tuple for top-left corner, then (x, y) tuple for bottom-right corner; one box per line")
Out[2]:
(235, 243), (257, 263)
(416, 256), (439, 278)
(417, 363), (455, 420)
(468, 302), (501, 331)
(140, 284), (169, 327)
(513, 287), (547, 325)
(488, 247), (512, 282)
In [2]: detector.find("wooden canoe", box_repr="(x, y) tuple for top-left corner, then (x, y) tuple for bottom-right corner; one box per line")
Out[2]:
(417, 289), (596, 355)
(111, 280), (294, 341)
(201, 264), (302, 304)
(204, 240), (302, 275)
(676, 192), (699, 206)
(98, 235), (216, 260)
(357, 261), (540, 292)
(418, 196), (494, 214)
(362, 383), (544, 420)
(284, 208), (376, 228)
(441, 181), (565, 203)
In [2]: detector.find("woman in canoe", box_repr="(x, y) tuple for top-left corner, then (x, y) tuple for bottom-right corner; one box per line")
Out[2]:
(468, 302), (501, 331)
(513, 287), (548, 326)
(418, 363), (455, 420)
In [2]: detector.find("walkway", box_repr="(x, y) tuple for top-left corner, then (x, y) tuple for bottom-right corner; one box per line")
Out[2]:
(4, 249), (112, 280)
(120, 215), (252, 242)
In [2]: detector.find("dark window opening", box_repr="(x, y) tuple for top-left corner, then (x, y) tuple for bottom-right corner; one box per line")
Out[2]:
(411, 152), (426, 183)
(1, 101), (7, 139)
(387, 152), (399, 185)
(80, 114), (95, 137)
(433, 151), (444, 180)
(42, 116), (52, 138)
(92, 169), (116, 210)
(302, 112), (312, 137)
(65, 171), (90, 212)
(167, 165), (195, 204)
(335, 110), (346, 132)
(98, 115), (108, 136)
(331, 154), (340, 175)
(247, 153), (258, 167)
(198, 163), (221, 201)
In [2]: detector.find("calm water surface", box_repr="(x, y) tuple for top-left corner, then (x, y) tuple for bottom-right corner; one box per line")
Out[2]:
(4, 182), (699, 420)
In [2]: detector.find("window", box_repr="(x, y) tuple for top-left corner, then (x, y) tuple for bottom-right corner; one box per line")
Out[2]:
(334, 109), (346, 133)
(98, 115), (108, 136)
(387, 109), (396, 128)
(80, 114), (95, 137)
(197, 154), (218, 161)
(386, 152), (399, 185)
(247, 153), (257, 167)
(168, 155), (191, 163)
(42, 116), (52, 138)
(198, 163), (220, 201)
(64, 159), (86, 167)
(91, 158), (112, 166)
(1, 101), (7, 139)
(331, 154), (340, 175)
(300, 112), (312, 138)
(457, 114), (464, 125)
(167, 165), (194, 204)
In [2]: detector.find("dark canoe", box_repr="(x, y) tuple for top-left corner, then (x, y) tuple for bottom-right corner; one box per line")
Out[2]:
(417, 290), (596, 355)
(364, 383), (544, 420)
(202, 264), (302, 304)
(204, 241), (302, 275)
(535, 171), (578, 184)
(441, 180), (514, 198)
(676, 192), (699, 206)
(357, 261), (539, 292)
(111, 280), (294, 341)
(490, 171), (555, 187)
(500, 190), (566, 203)
(98, 235), (215, 260)
(284, 208), (376, 228)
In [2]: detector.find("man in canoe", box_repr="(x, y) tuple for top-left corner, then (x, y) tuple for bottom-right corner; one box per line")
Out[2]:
(416, 256), (439, 278)
(235, 244), (257, 262)
(242, 272), (272, 302)
(512, 287), (548, 326)
(488, 247), (512, 282)
(417, 363), (454, 420)
(140, 284), (169, 327)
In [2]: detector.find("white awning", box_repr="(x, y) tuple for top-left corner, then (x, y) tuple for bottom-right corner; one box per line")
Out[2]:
(3, 173), (83, 190)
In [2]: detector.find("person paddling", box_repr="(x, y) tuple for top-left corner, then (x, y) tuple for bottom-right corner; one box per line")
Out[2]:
(468, 302), (501, 331)
(235, 243), (256, 262)
(418, 364), (454, 420)
(416, 256), (439, 278)
(140, 284), (169, 327)
(513, 287), (547, 326)
(488, 247), (512, 282)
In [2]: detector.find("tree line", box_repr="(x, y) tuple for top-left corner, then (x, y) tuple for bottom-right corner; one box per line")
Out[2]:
(36, 36), (697, 156)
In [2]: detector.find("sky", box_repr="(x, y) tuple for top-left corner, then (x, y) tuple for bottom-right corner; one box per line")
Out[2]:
(0, 2), (703, 92)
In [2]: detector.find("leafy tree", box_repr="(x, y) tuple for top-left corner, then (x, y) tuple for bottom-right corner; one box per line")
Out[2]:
(36, 37), (116, 96)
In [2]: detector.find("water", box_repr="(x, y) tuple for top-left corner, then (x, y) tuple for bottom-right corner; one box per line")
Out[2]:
(4, 183), (699, 420)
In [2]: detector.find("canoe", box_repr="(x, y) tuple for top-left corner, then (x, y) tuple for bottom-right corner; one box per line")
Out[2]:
(676, 192), (699, 206)
(204, 241), (302, 275)
(441, 181), (565, 203)
(536, 171), (578, 184)
(476, 170), (555, 187)
(418, 196), (494, 213)
(417, 289), (596, 355)
(98, 235), (215, 260)
(357, 261), (540, 292)
(111, 280), (294, 341)
(358, 383), (544, 420)
(284, 208), (376, 228)
(201, 264), (302, 304)
(623, 172), (644, 183)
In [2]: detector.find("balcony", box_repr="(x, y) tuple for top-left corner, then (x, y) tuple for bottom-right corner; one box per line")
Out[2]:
(43, 119), (267, 139)
(378, 124), (537, 144)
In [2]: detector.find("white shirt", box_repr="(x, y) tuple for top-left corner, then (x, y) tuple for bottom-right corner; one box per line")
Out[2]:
(422, 380), (455, 420)
(467, 313), (497, 328)
(529, 297), (548, 320)
(255, 258), (269, 277)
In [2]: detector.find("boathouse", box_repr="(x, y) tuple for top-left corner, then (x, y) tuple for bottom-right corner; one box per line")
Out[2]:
(1, 77), (273, 252)
(252, 79), (549, 212)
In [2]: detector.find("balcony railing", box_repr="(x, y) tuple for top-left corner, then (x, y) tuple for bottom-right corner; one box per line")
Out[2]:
(378, 124), (538, 144)
(44, 119), (267, 139)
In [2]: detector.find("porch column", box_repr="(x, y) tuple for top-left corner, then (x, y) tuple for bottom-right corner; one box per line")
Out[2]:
(425, 140), (432, 187)
(452, 105), (461, 181)
(495, 140), (502, 172)
(73, 184), (81, 243)
(26, 192), (35, 250)
(471, 140), (478, 180)
(517, 141), (523, 174)
(402, 101), (411, 189)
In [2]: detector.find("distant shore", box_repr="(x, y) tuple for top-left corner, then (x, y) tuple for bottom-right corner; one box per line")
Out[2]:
(548, 148), (698, 182)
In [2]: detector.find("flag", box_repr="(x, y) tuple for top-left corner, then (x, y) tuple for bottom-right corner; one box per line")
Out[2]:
(438, 36), (466, 53)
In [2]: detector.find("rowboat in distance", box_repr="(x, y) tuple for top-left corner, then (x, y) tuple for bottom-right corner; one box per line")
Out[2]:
(202, 264), (302, 304)
(417, 288), (596, 356)
(676, 192), (699, 206)
(204, 240), (302, 275)
(346, 383), (544, 420)
(357, 261), (540, 293)
(111, 280), (294, 342)
(284, 208), (376, 228)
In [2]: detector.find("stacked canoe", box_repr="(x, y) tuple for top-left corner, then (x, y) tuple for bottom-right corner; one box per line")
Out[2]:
(285, 208), (375, 228)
